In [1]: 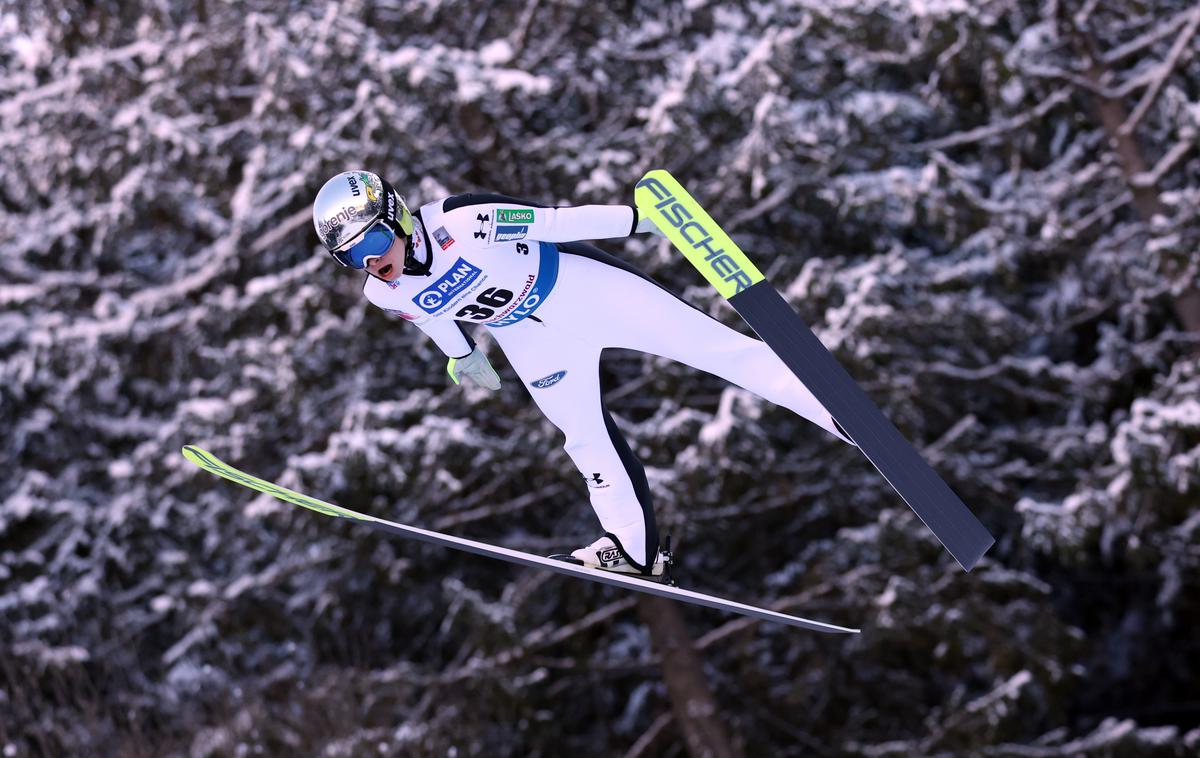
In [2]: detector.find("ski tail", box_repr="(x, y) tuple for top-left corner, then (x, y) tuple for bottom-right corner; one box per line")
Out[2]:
(634, 170), (995, 571)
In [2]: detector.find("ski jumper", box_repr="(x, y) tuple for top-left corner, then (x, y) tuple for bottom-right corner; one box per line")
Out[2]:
(362, 193), (849, 571)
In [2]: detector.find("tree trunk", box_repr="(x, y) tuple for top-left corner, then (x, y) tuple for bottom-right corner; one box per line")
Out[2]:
(637, 595), (745, 758)
(1061, 7), (1200, 333)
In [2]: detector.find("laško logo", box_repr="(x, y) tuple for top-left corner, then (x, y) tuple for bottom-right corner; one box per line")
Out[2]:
(496, 208), (534, 223)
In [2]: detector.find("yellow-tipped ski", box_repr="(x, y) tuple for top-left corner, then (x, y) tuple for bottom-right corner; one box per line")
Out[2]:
(181, 446), (373, 523)
(180, 445), (859, 633)
(634, 169), (764, 299)
(634, 171), (995, 570)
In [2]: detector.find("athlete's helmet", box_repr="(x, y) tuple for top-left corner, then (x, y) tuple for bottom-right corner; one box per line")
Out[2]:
(313, 170), (414, 268)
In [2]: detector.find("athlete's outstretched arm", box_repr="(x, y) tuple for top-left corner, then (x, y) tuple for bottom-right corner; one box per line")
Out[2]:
(441, 193), (639, 247)
(521, 203), (637, 243)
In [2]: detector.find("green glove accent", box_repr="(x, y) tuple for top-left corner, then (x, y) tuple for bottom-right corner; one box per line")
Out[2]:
(447, 347), (501, 391)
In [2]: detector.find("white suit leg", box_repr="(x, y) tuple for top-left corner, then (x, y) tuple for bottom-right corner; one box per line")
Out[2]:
(559, 251), (852, 444)
(489, 319), (657, 567)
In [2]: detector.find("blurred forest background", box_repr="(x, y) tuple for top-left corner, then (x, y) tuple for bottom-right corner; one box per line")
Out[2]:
(2, 0), (1199, 755)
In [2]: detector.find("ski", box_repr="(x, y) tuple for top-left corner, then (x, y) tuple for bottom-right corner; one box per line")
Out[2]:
(181, 446), (858, 634)
(634, 169), (995, 571)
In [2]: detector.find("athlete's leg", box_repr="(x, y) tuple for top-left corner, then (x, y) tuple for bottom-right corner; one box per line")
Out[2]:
(488, 318), (658, 569)
(557, 245), (852, 444)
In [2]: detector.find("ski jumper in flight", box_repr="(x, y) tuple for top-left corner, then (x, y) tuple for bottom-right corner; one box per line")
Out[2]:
(313, 170), (851, 576)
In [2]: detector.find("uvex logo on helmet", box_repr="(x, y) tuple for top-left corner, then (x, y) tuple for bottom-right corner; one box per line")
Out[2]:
(347, 174), (361, 197)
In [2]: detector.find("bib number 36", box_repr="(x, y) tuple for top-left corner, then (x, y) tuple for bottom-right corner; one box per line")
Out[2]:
(455, 288), (514, 320)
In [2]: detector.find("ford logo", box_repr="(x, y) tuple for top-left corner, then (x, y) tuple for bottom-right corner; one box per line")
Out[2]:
(531, 370), (567, 389)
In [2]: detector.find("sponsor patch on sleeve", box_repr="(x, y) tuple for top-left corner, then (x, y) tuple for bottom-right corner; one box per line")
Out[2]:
(496, 208), (535, 224)
(493, 225), (528, 242)
(432, 226), (455, 250)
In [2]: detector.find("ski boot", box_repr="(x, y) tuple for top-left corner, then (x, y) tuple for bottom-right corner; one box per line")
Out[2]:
(550, 533), (676, 585)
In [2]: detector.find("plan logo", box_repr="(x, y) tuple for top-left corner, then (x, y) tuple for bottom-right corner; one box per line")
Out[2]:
(414, 258), (481, 313)
(494, 225), (528, 242)
(530, 370), (567, 389)
(432, 226), (455, 250)
(496, 208), (535, 224)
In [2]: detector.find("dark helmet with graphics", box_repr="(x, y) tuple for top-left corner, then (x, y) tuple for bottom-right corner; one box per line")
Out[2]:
(313, 170), (416, 269)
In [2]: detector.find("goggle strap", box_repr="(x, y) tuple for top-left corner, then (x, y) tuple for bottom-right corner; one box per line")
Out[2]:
(381, 179), (414, 236)
(402, 211), (433, 276)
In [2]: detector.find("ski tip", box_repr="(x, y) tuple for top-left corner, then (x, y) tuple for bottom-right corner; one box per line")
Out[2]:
(638, 167), (673, 183)
(181, 445), (223, 471)
(633, 170), (765, 299)
(181, 445), (207, 463)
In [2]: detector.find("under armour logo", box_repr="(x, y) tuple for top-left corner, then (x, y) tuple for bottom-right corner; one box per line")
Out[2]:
(584, 473), (605, 485)
(474, 213), (490, 239)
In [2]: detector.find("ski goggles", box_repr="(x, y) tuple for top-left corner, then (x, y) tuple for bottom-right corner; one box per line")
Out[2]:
(329, 220), (396, 269)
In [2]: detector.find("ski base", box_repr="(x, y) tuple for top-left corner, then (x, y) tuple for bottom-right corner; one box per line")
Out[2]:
(181, 446), (859, 634)
(729, 282), (995, 569)
(634, 169), (994, 571)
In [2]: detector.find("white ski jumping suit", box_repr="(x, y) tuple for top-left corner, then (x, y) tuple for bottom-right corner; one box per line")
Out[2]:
(363, 193), (848, 571)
